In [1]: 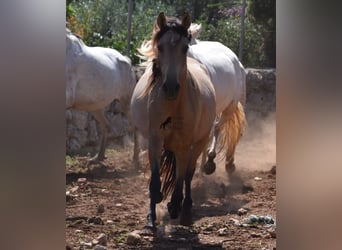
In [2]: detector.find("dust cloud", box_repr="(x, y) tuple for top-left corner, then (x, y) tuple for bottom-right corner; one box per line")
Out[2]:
(235, 111), (276, 171)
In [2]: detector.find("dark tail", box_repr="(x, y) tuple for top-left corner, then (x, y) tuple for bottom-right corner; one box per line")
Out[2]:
(160, 150), (176, 200)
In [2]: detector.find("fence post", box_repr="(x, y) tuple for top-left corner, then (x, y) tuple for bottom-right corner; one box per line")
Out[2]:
(127, 0), (133, 58)
(239, 0), (246, 62)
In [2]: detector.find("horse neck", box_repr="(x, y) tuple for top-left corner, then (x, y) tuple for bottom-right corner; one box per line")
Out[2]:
(67, 37), (84, 56)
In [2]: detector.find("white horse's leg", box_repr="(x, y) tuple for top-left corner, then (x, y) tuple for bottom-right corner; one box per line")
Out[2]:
(88, 110), (109, 164)
(201, 119), (220, 175)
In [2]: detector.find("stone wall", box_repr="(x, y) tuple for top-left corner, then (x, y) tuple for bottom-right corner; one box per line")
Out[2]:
(66, 68), (276, 154)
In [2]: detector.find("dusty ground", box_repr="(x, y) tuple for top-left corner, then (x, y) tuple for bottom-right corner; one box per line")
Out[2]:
(66, 113), (276, 250)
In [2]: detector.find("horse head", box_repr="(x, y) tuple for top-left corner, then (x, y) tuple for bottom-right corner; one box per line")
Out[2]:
(152, 12), (191, 100)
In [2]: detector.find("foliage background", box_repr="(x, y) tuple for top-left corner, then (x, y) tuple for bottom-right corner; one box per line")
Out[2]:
(66, 0), (275, 67)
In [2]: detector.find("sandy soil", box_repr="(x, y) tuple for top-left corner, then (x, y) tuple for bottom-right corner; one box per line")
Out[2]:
(66, 112), (276, 250)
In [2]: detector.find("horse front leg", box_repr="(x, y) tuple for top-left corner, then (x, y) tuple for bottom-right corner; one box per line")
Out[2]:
(167, 179), (183, 219)
(146, 134), (163, 231)
(181, 137), (210, 226)
(179, 168), (195, 226)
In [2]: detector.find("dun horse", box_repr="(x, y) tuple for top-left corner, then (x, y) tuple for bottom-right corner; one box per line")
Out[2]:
(66, 29), (136, 165)
(137, 22), (246, 175)
(131, 12), (216, 228)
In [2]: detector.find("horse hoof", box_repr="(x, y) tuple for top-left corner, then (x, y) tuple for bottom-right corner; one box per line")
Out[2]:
(226, 162), (236, 174)
(180, 209), (192, 226)
(202, 161), (216, 175)
(167, 202), (180, 219)
(141, 225), (156, 235)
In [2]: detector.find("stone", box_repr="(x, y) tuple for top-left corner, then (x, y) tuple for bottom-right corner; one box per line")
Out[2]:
(237, 208), (248, 215)
(97, 204), (105, 214)
(127, 231), (141, 245)
(96, 233), (107, 246)
(217, 228), (229, 236)
(94, 245), (107, 250)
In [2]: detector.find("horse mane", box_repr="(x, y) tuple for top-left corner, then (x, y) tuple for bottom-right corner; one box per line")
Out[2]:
(137, 22), (201, 63)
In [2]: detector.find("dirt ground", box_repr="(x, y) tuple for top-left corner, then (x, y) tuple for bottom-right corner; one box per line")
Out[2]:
(66, 112), (276, 250)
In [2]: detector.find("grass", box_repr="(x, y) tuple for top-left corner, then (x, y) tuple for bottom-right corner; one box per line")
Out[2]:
(66, 155), (80, 168)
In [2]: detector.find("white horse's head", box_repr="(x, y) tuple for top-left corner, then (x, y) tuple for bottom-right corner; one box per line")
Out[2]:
(188, 23), (202, 45)
(66, 28), (85, 55)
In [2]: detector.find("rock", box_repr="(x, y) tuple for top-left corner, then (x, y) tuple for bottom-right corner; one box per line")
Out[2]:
(96, 233), (107, 246)
(250, 232), (262, 238)
(69, 186), (79, 193)
(88, 216), (104, 225)
(268, 227), (276, 238)
(127, 231), (141, 245)
(264, 215), (275, 224)
(217, 227), (229, 236)
(254, 177), (262, 181)
(80, 241), (92, 247)
(229, 218), (241, 226)
(203, 223), (215, 231)
(77, 178), (87, 183)
(248, 214), (259, 224)
(237, 208), (248, 215)
(97, 204), (105, 214)
(94, 245), (107, 250)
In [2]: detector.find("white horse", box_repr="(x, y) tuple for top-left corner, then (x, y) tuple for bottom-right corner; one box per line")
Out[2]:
(134, 23), (246, 174)
(66, 29), (136, 165)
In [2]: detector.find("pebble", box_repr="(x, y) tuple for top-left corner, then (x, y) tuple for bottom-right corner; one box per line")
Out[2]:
(97, 204), (105, 214)
(96, 233), (107, 246)
(94, 245), (107, 250)
(217, 228), (229, 236)
(229, 218), (241, 226)
(70, 186), (79, 193)
(250, 232), (262, 238)
(80, 241), (92, 247)
(127, 231), (141, 245)
(77, 177), (87, 183)
(254, 177), (262, 181)
(88, 216), (104, 225)
(237, 208), (248, 215)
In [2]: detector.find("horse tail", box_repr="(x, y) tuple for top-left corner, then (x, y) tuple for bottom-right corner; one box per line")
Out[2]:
(160, 150), (176, 200)
(217, 101), (246, 164)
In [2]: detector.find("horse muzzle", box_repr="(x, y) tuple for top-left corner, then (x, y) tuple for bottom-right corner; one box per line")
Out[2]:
(162, 81), (180, 100)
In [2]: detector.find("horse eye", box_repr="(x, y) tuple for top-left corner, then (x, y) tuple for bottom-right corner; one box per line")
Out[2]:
(157, 45), (163, 52)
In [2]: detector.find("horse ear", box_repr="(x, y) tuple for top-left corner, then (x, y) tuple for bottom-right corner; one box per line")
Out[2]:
(157, 12), (167, 29)
(182, 12), (191, 30)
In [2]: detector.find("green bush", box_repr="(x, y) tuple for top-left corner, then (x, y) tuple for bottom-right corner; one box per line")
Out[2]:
(66, 0), (274, 67)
